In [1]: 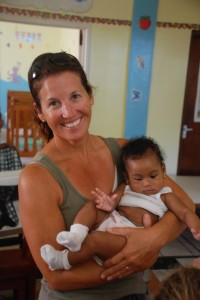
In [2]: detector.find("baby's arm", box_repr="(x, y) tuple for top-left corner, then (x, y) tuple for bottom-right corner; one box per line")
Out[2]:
(91, 183), (126, 212)
(163, 192), (200, 240)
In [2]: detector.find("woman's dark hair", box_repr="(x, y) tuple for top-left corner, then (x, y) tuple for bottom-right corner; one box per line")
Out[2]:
(121, 136), (165, 172)
(28, 52), (93, 142)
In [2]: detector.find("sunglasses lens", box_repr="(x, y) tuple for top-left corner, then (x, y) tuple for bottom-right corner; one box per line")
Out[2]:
(31, 59), (45, 79)
(31, 52), (75, 80)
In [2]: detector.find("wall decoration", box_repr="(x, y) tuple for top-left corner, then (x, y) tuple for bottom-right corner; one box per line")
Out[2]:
(124, 0), (158, 138)
(194, 64), (200, 122)
(156, 22), (200, 30)
(131, 88), (142, 103)
(7, 62), (21, 83)
(0, 6), (199, 29)
(136, 55), (145, 69)
(0, 0), (93, 13)
(139, 16), (151, 30)
(15, 31), (42, 43)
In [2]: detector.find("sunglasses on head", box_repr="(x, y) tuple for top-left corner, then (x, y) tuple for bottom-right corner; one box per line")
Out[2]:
(30, 52), (79, 80)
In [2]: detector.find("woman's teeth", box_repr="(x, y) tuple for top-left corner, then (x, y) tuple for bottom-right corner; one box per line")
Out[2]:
(65, 118), (81, 128)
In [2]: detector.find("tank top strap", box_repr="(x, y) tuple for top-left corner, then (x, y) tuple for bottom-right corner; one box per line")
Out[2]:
(100, 137), (125, 185)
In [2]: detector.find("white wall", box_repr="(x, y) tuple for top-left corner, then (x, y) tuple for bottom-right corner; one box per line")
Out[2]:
(88, 0), (200, 175)
(0, 21), (80, 81)
(147, 0), (200, 174)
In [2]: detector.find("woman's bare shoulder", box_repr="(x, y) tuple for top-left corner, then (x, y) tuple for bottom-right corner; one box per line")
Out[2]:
(19, 160), (62, 206)
(20, 161), (47, 178)
(116, 137), (128, 147)
(19, 162), (53, 189)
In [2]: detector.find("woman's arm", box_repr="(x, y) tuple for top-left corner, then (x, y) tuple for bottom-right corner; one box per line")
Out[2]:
(19, 164), (107, 291)
(100, 175), (195, 281)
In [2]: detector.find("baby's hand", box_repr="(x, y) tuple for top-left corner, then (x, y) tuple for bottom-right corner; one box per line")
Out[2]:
(91, 187), (118, 212)
(191, 228), (200, 241)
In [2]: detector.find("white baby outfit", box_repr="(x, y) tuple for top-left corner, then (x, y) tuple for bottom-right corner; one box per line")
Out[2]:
(96, 186), (171, 232)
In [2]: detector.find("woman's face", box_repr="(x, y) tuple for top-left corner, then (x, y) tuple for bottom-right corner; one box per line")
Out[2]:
(37, 71), (94, 143)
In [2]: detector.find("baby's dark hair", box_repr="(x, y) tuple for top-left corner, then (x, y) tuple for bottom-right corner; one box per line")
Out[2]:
(121, 136), (165, 172)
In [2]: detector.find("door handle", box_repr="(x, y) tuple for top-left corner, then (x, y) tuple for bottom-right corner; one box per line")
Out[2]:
(182, 124), (193, 139)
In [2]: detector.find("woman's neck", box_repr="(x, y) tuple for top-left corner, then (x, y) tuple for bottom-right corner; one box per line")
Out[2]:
(52, 133), (97, 161)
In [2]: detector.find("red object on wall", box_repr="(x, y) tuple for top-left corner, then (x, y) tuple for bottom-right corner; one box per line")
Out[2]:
(139, 16), (151, 30)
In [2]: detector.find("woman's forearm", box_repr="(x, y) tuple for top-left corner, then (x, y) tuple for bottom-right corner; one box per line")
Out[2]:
(150, 211), (186, 249)
(45, 260), (106, 291)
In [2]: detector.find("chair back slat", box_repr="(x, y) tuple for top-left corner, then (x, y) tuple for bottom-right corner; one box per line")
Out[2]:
(7, 90), (42, 157)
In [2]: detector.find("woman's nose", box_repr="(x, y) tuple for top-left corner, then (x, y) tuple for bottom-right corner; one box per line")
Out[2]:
(61, 103), (73, 118)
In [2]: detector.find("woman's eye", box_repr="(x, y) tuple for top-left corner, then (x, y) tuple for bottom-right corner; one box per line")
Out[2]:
(49, 100), (59, 108)
(71, 93), (81, 101)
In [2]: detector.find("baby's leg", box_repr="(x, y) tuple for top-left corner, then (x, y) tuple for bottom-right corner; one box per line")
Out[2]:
(57, 201), (109, 252)
(41, 231), (126, 270)
(68, 231), (126, 266)
(40, 245), (71, 270)
(57, 224), (89, 252)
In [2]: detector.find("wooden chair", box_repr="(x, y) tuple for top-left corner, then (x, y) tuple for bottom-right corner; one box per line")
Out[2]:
(0, 235), (38, 300)
(6, 90), (42, 157)
(0, 143), (38, 299)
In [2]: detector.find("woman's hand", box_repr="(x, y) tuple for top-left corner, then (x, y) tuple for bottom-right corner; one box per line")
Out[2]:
(101, 226), (159, 281)
(100, 175), (195, 281)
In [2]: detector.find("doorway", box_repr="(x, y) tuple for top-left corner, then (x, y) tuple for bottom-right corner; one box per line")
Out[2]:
(177, 30), (200, 175)
(0, 18), (90, 127)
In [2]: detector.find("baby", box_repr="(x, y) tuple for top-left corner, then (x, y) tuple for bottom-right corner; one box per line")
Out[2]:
(41, 137), (200, 270)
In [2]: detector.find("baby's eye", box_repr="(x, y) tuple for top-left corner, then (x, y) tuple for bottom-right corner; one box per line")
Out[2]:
(134, 178), (142, 181)
(150, 175), (157, 179)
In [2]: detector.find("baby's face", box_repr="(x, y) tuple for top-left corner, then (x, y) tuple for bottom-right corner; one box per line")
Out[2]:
(125, 153), (165, 196)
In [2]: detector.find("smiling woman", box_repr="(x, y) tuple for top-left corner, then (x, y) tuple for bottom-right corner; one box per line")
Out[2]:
(28, 52), (94, 143)
(18, 51), (195, 300)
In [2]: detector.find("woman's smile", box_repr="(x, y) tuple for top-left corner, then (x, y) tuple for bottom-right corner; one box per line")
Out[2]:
(62, 117), (82, 128)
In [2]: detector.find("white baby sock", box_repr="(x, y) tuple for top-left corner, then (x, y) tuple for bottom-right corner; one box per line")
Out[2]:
(56, 224), (89, 252)
(40, 244), (72, 270)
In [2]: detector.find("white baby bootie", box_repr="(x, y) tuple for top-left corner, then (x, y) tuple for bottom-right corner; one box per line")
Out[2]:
(40, 244), (71, 270)
(56, 224), (89, 252)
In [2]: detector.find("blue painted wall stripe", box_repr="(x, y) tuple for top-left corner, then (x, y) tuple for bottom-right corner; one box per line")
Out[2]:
(124, 0), (158, 138)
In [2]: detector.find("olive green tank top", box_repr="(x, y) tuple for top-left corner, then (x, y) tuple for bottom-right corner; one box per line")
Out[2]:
(30, 137), (146, 300)
(31, 137), (125, 229)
